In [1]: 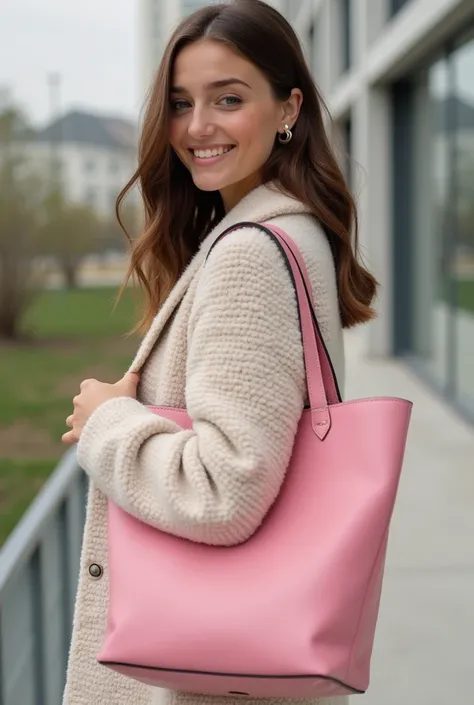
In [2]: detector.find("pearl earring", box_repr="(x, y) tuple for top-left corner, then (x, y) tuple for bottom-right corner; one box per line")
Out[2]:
(278, 124), (293, 144)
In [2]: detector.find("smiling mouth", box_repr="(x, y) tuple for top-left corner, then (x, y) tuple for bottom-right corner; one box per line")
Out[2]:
(189, 145), (236, 160)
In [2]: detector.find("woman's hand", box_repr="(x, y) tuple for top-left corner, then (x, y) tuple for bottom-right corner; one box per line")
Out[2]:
(62, 372), (140, 445)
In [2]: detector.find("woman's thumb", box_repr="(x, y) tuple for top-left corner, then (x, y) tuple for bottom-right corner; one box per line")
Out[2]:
(118, 371), (140, 393)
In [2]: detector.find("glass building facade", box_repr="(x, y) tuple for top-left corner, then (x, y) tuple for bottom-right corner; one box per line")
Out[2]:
(393, 28), (474, 417)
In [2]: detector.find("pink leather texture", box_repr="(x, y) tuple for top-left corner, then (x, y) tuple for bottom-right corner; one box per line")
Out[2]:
(97, 224), (413, 698)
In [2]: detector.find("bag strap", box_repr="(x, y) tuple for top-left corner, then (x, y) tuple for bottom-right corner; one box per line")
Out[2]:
(206, 221), (342, 440)
(263, 223), (341, 406)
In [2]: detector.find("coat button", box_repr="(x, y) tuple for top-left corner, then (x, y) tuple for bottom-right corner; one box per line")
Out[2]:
(88, 563), (103, 579)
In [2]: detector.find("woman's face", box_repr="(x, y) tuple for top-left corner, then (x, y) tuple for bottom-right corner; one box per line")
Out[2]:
(168, 39), (301, 211)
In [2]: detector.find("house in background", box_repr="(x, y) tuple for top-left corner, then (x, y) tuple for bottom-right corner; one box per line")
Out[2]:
(26, 109), (138, 220)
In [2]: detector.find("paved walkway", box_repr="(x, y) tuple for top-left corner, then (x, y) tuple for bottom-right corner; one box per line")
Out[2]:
(344, 329), (474, 705)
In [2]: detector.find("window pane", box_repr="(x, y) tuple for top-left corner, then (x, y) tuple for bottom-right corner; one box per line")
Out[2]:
(390, 0), (411, 16)
(452, 32), (474, 411)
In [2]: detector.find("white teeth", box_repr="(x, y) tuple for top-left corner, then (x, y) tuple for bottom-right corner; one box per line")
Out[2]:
(193, 146), (233, 159)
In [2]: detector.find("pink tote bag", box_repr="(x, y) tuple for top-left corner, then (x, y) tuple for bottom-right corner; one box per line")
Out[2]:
(97, 223), (412, 698)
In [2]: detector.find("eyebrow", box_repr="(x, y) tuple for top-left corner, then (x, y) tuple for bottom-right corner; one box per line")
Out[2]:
(170, 78), (251, 94)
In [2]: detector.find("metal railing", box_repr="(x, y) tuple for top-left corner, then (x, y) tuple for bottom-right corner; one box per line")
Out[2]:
(0, 450), (87, 705)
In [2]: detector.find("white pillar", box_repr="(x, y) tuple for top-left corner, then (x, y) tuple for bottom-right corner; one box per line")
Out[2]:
(313, 1), (337, 98)
(164, 0), (182, 35)
(365, 0), (390, 46)
(352, 84), (393, 357)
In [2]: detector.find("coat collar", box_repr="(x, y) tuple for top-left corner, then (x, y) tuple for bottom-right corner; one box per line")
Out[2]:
(129, 182), (311, 372)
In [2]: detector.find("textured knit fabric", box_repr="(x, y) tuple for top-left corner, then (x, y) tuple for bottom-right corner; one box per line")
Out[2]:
(63, 182), (347, 705)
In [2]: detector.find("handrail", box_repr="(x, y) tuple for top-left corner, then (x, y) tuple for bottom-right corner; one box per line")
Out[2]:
(0, 450), (87, 705)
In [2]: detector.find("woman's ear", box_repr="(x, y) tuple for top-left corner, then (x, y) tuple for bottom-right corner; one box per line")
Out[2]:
(281, 88), (303, 130)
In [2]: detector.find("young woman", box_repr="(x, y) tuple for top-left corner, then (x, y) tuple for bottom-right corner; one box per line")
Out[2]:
(62, 1), (377, 703)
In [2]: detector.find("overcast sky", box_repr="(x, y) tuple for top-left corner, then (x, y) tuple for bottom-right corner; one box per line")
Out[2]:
(1, 0), (473, 128)
(0, 0), (140, 126)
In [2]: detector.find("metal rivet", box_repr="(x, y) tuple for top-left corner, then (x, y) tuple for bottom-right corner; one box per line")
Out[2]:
(88, 563), (103, 579)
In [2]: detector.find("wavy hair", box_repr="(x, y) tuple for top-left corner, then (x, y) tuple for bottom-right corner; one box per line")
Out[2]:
(117, 0), (377, 332)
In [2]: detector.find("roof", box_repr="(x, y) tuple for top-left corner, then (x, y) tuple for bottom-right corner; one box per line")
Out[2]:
(35, 110), (138, 150)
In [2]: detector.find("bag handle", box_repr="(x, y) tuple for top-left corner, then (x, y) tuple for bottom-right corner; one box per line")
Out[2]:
(207, 222), (342, 440)
(264, 224), (341, 405)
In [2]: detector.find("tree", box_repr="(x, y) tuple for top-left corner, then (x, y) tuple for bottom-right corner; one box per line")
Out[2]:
(102, 199), (142, 254)
(0, 108), (43, 340)
(40, 191), (104, 289)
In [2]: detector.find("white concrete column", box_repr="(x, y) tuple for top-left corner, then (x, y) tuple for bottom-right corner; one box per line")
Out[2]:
(352, 84), (393, 357)
(164, 0), (182, 36)
(351, 0), (364, 70)
(365, 0), (390, 46)
(138, 0), (156, 101)
(311, 1), (333, 97)
(266, 0), (287, 12)
(327, 0), (344, 88)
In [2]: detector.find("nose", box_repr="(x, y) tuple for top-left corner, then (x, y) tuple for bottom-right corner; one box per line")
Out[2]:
(187, 106), (215, 140)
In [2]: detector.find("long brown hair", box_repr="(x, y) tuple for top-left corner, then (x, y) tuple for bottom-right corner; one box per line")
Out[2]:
(117, 0), (377, 332)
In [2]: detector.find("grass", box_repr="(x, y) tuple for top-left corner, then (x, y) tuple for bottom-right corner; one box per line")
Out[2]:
(457, 279), (474, 314)
(2, 278), (472, 547)
(0, 286), (140, 546)
(440, 278), (474, 314)
(0, 458), (57, 544)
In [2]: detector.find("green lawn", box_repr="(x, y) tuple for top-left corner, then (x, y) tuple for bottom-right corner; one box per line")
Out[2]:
(457, 279), (474, 314)
(0, 287), (140, 546)
(440, 278), (474, 314)
(2, 278), (472, 547)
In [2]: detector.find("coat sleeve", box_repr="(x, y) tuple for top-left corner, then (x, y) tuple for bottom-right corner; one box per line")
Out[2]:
(76, 226), (307, 546)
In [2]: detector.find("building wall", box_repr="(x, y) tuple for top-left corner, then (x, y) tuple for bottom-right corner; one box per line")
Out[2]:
(287, 0), (474, 418)
(25, 141), (136, 219)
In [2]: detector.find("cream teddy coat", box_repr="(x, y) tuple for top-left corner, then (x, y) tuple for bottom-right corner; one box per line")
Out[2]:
(63, 182), (347, 705)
